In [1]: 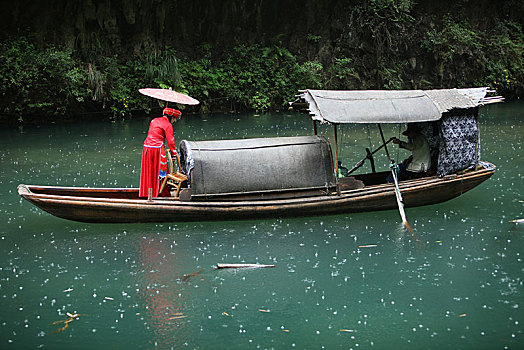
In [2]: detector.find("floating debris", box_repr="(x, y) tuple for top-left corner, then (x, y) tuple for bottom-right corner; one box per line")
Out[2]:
(222, 312), (230, 317)
(169, 315), (187, 320)
(62, 288), (73, 293)
(258, 309), (270, 313)
(104, 296), (114, 301)
(339, 329), (356, 333)
(457, 314), (467, 317)
(49, 313), (87, 334)
(358, 244), (377, 248)
(182, 268), (205, 281)
(509, 219), (523, 223)
(216, 263), (275, 269)
(282, 329), (290, 333)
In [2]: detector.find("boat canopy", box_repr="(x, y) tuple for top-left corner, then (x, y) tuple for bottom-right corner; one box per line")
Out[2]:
(179, 136), (335, 198)
(292, 88), (501, 124)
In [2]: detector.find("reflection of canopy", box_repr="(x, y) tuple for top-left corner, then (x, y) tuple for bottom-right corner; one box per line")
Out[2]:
(292, 88), (503, 124)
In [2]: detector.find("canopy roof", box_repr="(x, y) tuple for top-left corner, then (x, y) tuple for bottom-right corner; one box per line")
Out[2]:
(291, 88), (503, 124)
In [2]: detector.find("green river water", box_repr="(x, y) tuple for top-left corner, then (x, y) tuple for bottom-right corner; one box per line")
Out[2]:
(0, 102), (522, 349)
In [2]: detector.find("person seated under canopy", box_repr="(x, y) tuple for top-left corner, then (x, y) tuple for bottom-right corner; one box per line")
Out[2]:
(387, 124), (431, 182)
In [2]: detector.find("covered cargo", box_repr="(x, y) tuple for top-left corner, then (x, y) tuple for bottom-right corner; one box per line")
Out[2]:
(179, 136), (335, 198)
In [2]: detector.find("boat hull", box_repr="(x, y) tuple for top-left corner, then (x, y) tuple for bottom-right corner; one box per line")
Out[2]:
(18, 165), (495, 223)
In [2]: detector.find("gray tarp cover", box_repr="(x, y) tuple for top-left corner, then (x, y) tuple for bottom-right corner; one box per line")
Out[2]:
(179, 136), (335, 197)
(300, 88), (488, 124)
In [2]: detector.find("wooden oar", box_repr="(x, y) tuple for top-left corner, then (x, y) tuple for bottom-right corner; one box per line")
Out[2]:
(389, 163), (413, 232)
(377, 124), (413, 232)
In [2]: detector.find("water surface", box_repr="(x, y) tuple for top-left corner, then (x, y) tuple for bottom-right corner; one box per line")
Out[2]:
(0, 103), (522, 349)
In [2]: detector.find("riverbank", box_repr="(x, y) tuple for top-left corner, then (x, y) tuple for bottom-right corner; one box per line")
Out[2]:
(1, 1), (522, 125)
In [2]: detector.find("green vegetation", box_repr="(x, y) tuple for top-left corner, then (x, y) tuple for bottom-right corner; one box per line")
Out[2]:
(0, 38), (335, 122)
(0, 36), (88, 122)
(0, 0), (522, 125)
(482, 21), (523, 93)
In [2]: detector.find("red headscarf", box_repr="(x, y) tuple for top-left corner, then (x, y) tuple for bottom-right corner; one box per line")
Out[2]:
(163, 108), (181, 119)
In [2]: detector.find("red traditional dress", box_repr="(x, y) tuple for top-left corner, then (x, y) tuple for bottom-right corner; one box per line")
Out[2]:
(139, 110), (179, 198)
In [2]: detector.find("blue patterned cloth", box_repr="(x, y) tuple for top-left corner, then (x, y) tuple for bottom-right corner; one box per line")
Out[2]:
(436, 114), (480, 177)
(408, 113), (480, 177)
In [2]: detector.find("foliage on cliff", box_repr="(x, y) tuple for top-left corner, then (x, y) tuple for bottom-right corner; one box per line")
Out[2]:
(0, 0), (522, 124)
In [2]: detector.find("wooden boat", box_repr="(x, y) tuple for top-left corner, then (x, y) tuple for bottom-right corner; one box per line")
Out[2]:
(18, 165), (495, 223)
(18, 88), (503, 224)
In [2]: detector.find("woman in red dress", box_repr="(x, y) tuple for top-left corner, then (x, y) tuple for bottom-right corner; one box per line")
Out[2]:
(139, 108), (181, 198)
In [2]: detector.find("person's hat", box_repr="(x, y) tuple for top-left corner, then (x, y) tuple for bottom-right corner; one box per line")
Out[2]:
(163, 108), (182, 119)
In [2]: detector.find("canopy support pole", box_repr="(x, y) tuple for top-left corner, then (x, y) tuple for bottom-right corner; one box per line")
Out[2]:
(333, 124), (339, 176)
(474, 106), (480, 168)
(365, 148), (376, 173)
(377, 124), (413, 233)
(312, 120), (318, 135)
(377, 124), (392, 161)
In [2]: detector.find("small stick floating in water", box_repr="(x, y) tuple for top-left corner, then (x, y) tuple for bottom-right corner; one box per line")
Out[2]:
(169, 315), (187, 320)
(358, 244), (377, 248)
(216, 263), (275, 269)
(49, 312), (87, 334)
(509, 219), (523, 223)
(182, 268), (205, 281)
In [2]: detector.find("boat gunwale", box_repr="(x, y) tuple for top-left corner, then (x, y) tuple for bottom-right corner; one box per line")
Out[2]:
(18, 164), (495, 209)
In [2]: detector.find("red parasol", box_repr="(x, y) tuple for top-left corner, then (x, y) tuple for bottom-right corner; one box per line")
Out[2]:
(139, 88), (200, 105)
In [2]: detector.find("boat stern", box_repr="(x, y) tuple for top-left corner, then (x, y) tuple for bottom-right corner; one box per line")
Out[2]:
(17, 184), (32, 197)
